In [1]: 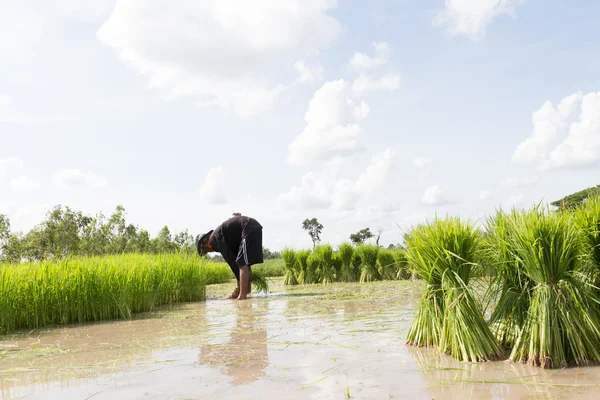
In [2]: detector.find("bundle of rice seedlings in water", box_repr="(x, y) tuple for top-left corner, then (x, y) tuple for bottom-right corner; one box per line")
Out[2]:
(356, 244), (379, 282)
(332, 253), (343, 280)
(405, 216), (501, 362)
(572, 195), (600, 283)
(305, 253), (321, 284)
(338, 242), (356, 282)
(377, 248), (397, 280)
(315, 244), (336, 284)
(507, 207), (600, 368)
(250, 270), (270, 293)
(282, 248), (299, 286)
(296, 250), (310, 284)
(351, 251), (362, 281)
(482, 209), (532, 348)
(393, 249), (411, 280)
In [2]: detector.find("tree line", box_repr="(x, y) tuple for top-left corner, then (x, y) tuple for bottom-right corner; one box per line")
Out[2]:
(0, 205), (280, 263)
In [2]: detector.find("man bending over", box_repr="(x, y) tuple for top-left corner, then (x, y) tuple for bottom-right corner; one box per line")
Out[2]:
(195, 215), (263, 300)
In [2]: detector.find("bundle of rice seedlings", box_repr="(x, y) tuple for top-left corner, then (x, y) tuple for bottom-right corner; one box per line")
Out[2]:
(507, 207), (600, 368)
(572, 195), (600, 281)
(338, 242), (356, 282)
(332, 252), (343, 280)
(315, 244), (336, 284)
(296, 250), (310, 284)
(482, 209), (532, 348)
(405, 216), (501, 362)
(351, 251), (362, 281)
(282, 248), (299, 286)
(377, 248), (397, 280)
(393, 249), (411, 280)
(250, 270), (270, 293)
(305, 253), (320, 284)
(356, 244), (379, 282)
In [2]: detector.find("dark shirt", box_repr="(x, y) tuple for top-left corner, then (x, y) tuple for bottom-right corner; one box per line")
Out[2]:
(209, 216), (262, 270)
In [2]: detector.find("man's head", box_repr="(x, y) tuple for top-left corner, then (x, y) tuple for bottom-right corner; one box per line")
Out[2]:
(195, 230), (214, 257)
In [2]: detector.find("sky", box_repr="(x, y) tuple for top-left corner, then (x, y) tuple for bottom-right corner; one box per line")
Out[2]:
(1, 0), (600, 251)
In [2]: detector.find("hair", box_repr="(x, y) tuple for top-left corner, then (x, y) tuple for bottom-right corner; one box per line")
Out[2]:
(232, 212), (242, 216)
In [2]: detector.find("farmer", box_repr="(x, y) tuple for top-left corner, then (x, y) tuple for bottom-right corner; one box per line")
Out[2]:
(195, 214), (264, 300)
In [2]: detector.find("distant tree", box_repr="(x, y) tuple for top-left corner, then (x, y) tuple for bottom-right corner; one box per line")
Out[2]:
(376, 228), (383, 247)
(174, 229), (195, 254)
(350, 228), (374, 244)
(262, 247), (281, 259)
(302, 218), (323, 249)
(551, 185), (600, 211)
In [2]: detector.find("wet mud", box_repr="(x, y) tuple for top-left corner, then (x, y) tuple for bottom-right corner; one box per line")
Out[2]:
(1, 279), (600, 399)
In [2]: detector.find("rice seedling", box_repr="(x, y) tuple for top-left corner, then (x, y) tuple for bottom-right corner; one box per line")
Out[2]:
(305, 253), (321, 284)
(282, 248), (299, 285)
(506, 207), (600, 368)
(405, 216), (501, 362)
(356, 244), (379, 282)
(315, 244), (336, 284)
(482, 209), (532, 348)
(0, 253), (229, 335)
(393, 249), (411, 280)
(338, 242), (356, 282)
(377, 248), (397, 280)
(572, 195), (600, 281)
(296, 250), (310, 284)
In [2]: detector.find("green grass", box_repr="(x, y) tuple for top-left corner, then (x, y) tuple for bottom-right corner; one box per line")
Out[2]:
(0, 253), (242, 335)
(404, 216), (501, 362)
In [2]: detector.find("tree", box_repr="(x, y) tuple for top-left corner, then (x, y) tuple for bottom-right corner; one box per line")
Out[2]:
(302, 218), (323, 249)
(350, 228), (374, 244)
(551, 185), (600, 211)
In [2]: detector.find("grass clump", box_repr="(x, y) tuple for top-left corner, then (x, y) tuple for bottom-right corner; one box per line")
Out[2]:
(405, 216), (501, 362)
(506, 207), (600, 368)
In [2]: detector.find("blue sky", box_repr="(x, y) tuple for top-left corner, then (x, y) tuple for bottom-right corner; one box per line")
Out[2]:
(1, 0), (600, 250)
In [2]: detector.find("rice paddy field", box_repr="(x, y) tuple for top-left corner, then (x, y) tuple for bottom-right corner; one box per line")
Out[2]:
(2, 198), (600, 399)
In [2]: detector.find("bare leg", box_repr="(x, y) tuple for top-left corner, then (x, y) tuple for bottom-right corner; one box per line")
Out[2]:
(238, 265), (250, 300)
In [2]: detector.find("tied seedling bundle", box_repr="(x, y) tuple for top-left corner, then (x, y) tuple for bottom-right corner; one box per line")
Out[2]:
(405, 216), (501, 362)
(505, 207), (600, 368)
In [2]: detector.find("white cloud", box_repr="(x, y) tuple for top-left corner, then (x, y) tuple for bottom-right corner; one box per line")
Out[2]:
(506, 193), (525, 207)
(480, 189), (491, 201)
(0, 94), (10, 106)
(278, 148), (396, 211)
(412, 157), (432, 170)
(199, 166), (227, 205)
(0, 158), (24, 188)
(53, 169), (108, 189)
(512, 91), (600, 170)
(287, 79), (369, 165)
(10, 176), (41, 192)
(352, 73), (400, 95)
(349, 42), (391, 71)
(97, 0), (342, 118)
(502, 176), (538, 188)
(421, 185), (450, 206)
(294, 59), (324, 84)
(433, 0), (527, 40)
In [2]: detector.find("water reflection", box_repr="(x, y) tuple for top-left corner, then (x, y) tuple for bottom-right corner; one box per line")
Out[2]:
(198, 301), (269, 386)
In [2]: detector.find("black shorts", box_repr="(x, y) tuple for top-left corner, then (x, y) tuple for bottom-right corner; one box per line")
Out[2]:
(235, 229), (264, 269)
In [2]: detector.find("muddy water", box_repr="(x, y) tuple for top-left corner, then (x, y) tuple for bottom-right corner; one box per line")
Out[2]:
(1, 279), (600, 399)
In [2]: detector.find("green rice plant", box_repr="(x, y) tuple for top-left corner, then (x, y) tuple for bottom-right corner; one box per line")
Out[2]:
(338, 242), (356, 282)
(296, 250), (310, 284)
(305, 253), (321, 284)
(282, 248), (299, 285)
(0, 253), (225, 335)
(377, 248), (397, 280)
(249, 269), (270, 293)
(393, 248), (411, 280)
(482, 209), (532, 348)
(506, 207), (600, 368)
(405, 216), (501, 362)
(332, 252), (343, 280)
(356, 244), (379, 282)
(315, 244), (336, 284)
(351, 251), (362, 281)
(572, 195), (600, 282)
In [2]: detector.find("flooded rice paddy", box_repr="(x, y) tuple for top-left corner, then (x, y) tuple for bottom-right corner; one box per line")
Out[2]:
(2, 279), (600, 399)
